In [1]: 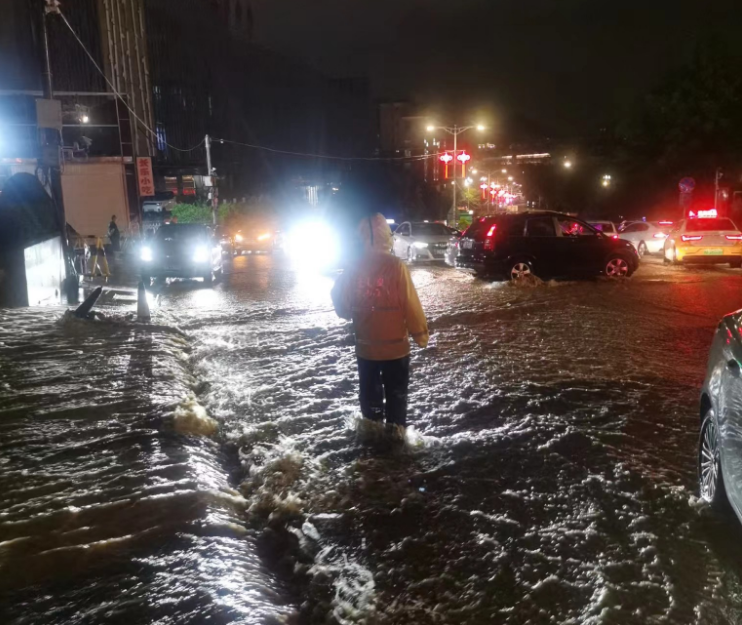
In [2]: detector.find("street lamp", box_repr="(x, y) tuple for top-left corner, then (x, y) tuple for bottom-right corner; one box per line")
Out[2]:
(81, 114), (89, 124)
(564, 160), (572, 169)
(602, 174), (612, 187)
(501, 168), (507, 174)
(427, 122), (486, 225)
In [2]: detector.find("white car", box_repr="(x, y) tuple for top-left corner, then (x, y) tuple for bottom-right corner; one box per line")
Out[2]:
(392, 222), (452, 262)
(618, 221), (672, 257)
(588, 221), (618, 238)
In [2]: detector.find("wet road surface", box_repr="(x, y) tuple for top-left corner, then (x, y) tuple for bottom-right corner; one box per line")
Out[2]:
(3, 255), (742, 624)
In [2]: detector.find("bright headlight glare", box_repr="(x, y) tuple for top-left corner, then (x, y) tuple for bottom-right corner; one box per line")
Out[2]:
(234, 234), (243, 242)
(193, 245), (209, 262)
(286, 221), (338, 267)
(257, 233), (271, 241)
(413, 241), (429, 249)
(140, 246), (153, 262)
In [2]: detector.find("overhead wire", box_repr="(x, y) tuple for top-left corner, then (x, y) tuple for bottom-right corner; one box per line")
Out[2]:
(213, 138), (447, 162)
(57, 9), (205, 153)
(58, 9), (458, 164)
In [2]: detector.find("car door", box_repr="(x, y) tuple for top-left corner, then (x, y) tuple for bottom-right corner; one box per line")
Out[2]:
(719, 314), (742, 509)
(570, 218), (610, 273)
(394, 223), (410, 257)
(524, 215), (563, 276)
(619, 222), (650, 248)
(554, 216), (606, 274)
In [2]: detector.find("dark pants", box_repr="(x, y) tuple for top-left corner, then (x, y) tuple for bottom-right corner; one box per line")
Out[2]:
(357, 356), (410, 427)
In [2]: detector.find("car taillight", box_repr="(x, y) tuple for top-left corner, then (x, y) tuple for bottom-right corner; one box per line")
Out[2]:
(612, 235), (618, 239)
(484, 224), (497, 251)
(653, 233), (667, 239)
(681, 235), (703, 242)
(726, 234), (742, 240)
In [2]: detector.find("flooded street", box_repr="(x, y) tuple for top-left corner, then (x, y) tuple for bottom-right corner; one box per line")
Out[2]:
(4, 256), (742, 624)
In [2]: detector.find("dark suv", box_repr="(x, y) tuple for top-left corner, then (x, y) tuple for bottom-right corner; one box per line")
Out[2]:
(454, 212), (639, 280)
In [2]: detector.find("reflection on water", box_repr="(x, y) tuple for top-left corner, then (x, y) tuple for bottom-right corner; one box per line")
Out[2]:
(4, 258), (742, 623)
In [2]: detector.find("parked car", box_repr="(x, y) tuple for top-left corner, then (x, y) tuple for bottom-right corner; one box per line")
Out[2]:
(140, 223), (223, 284)
(588, 221), (618, 238)
(453, 211), (639, 280)
(392, 222), (452, 262)
(618, 221), (671, 257)
(664, 217), (742, 268)
(698, 309), (742, 518)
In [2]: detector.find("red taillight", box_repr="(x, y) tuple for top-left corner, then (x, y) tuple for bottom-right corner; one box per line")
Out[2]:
(612, 235), (618, 239)
(484, 224), (497, 251)
(681, 235), (703, 242)
(653, 233), (667, 239)
(726, 234), (742, 240)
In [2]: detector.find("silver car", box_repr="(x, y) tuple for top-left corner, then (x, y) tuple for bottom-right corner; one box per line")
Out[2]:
(392, 222), (452, 262)
(699, 309), (742, 517)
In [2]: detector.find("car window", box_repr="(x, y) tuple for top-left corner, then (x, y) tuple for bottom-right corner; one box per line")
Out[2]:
(396, 224), (410, 236)
(686, 218), (736, 232)
(412, 223), (450, 236)
(156, 225), (210, 241)
(590, 222), (615, 234)
(526, 216), (556, 237)
(621, 222), (649, 233)
(463, 219), (494, 239)
(556, 217), (596, 237)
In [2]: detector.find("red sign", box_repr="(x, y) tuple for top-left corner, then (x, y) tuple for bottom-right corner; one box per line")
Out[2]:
(136, 157), (155, 197)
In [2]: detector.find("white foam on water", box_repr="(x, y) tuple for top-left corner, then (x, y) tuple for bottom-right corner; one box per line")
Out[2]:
(172, 394), (218, 436)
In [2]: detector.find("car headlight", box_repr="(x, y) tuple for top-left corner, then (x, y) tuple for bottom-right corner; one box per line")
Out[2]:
(193, 245), (209, 262)
(257, 233), (271, 241)
(413, 241), (429, 249)
(234, 234), (243, 243)
(140, 246), (153, 262)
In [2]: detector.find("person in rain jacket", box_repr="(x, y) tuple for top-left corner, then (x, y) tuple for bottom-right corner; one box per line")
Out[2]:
(331, 213), (429, 428)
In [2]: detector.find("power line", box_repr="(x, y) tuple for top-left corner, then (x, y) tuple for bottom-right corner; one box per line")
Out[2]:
(58, 10), (455, 164)
(214, 137), (445, 162)
(57, 10), (205, 153)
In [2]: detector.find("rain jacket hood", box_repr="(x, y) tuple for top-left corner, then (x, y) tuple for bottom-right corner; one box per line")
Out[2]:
(358, 213), (393, 254)
(331, 213), (429, 360)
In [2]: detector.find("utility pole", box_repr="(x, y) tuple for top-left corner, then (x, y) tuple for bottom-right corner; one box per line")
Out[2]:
(40, 0), (78, 303)
(426, 122), (484, 227)
(205, 134), (216, 224)
(715, 168), (722, 211)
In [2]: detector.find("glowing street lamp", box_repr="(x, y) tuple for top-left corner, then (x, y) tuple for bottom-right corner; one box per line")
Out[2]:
(564, 160), (572, 169)
(81, 114), (90, 124)
(501, 169), (507, 174)
(602, 174), (612, 187)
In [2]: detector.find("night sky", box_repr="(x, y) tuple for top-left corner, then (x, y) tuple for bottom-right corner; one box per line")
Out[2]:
(254, 0), (741, 138)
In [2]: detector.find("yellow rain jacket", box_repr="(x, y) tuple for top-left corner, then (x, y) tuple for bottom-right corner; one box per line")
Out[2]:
(331, 213), (429, 361)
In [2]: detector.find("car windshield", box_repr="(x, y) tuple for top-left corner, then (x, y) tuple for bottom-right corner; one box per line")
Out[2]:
(687, 219), (736, 232)
(156, 224), (210, 242)
(413, 223), (450, 236)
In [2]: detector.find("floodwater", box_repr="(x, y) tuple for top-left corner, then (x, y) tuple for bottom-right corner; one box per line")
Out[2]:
(3, 256), (742, 624)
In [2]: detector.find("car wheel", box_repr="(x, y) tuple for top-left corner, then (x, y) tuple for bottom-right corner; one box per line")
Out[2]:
(509, 259), (533, 282)
(605, 255), (632, 278)
(637, 241), (647, 258)
(699, 409), (728, 510)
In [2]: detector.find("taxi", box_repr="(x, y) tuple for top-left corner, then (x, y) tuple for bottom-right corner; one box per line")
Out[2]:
(663, 210), (742, 268)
